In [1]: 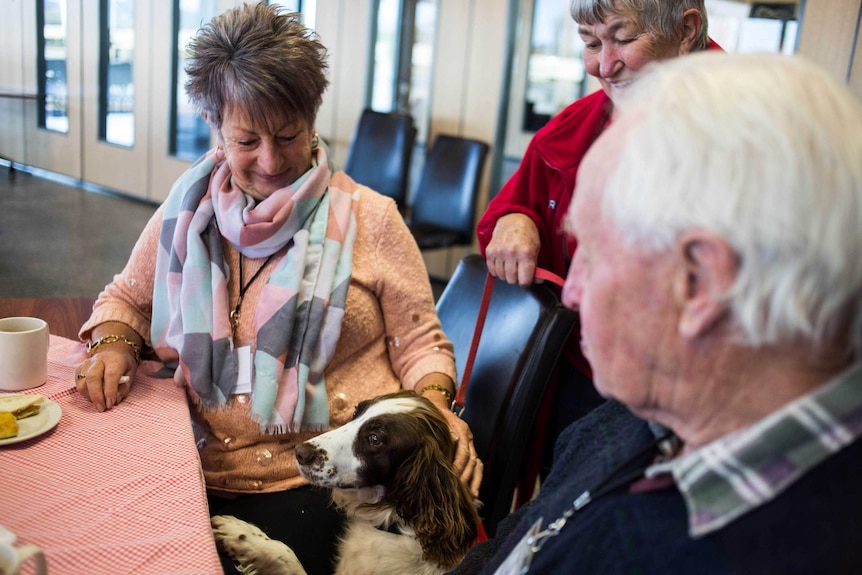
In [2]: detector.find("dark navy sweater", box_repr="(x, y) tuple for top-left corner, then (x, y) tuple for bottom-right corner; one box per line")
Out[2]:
(452, 400), (862, 574)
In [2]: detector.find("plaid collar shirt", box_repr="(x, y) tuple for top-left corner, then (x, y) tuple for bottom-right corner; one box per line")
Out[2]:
(647, 361), (862, 538)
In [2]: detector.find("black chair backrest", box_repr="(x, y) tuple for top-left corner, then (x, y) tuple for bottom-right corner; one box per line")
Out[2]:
(436, 254), (577, 536)
(409, 134), (489, 248)
(343, 108), (416, 207)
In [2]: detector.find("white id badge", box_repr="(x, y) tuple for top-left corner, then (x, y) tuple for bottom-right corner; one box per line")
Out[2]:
(233, 345), (253, 395)
(493, 518), (544, 575)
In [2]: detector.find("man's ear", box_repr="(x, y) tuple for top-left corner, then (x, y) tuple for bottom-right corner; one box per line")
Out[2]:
(673, 229), (738, 338)
(678, 9), (704, 55)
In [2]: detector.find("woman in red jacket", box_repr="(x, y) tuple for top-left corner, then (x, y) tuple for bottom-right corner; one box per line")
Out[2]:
(477, 0), (721, 480)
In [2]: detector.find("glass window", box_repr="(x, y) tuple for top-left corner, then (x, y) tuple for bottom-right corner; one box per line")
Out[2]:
(706, 0), (800, 54)
(269, 1), (317, 28)
(495, 0), (585, 196)
(370, 0), (401, 113)
(522, 0), (585, 132)
(37, 0), (69, 133)
(369, 0), (438, 144)
(270, 0), (301, 10)
(100, 0), (136, 147)
(408, 0), (436, 144)
(170, 0), (217, 161)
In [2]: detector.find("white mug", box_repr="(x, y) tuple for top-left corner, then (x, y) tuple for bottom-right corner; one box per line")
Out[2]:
(0, 526), (47, 575)
(0, 317), (49, 392)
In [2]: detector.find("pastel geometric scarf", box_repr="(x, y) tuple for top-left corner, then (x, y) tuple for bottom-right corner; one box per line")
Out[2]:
(151, 145), (357, 433)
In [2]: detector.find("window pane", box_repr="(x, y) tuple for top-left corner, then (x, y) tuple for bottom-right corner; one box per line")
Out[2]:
(369, 0), (437, 144)
(171, 0), (217, 161)
(269, 1), (317, 31)
(101, 0), (136, 147)
(523, 0), (585, 132)
(39, 0), (69, 133)
(497, 0), (585, 193)
(407, 0), (437, 144)
(706, 0), (799, 54)
(370, 0), (400, 113)
(267, 0), (317, 30)
(268, 1), (300, 12)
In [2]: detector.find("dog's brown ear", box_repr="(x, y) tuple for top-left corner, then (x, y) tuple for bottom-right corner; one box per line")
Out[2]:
(390, 424), (481, 567)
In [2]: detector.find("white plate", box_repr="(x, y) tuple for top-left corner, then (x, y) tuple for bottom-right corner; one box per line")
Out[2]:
(0, 399), (62, 446)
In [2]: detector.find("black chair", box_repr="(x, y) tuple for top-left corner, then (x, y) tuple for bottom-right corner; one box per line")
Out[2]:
(343, 108), (416, 209)
(436, 254), (577, 537)
(408, 134), (489, 251)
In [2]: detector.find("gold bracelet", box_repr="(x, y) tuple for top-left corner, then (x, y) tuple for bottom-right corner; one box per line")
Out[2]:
(87, 334), (141, 365)
(420, 383), (453, 403)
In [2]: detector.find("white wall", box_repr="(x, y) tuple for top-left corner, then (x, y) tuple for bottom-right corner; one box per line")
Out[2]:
(0, 2), (28, 165)
(796, 0), (862, 96)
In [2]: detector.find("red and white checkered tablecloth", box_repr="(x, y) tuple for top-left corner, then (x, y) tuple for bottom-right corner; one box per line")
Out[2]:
(0, 336), (222, 575)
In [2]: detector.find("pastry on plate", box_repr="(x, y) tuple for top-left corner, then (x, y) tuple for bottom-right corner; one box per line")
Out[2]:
(0, 394), (45, 419)
(0, 411), (18, 438)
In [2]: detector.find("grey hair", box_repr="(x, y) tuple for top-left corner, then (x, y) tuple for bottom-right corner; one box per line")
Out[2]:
(570, 0), (709, 51)
(603, 52), (862, 359)
(184, 1), (329, 131)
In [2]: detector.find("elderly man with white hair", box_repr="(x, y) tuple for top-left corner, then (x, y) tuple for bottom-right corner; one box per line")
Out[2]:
(451, 52), (862, 574)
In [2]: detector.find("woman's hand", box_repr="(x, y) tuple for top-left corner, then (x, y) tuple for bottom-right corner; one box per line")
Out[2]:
(440, 406), (484, 499)
(485, 213), (541, 287)
(76, 350), (137, 412)
(418, 375), (484, 499)
(75, 323), (142, 412)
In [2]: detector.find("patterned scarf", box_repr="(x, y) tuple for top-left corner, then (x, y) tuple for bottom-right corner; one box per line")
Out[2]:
(151, 145), (357, 433)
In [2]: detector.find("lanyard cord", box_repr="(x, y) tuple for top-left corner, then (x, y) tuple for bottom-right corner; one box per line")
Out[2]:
(230, 254), (274, 331)
(524, 431), (678, 567)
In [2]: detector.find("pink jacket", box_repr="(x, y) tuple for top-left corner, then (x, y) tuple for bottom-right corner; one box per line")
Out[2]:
(81, 171), (456, 494)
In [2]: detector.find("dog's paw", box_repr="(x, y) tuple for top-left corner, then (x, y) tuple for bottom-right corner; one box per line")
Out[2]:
(211, 515), (308, 575)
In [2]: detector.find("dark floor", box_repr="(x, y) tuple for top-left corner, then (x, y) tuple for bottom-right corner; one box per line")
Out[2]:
(0, 164), (157, 298)
(0, 163), (449, 300)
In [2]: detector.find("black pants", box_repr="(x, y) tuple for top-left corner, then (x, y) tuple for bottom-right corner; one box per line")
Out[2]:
(208, 485), (345, 575)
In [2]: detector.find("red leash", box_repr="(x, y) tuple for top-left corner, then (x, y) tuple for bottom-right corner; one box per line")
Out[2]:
(453, 268), (565, 413)
(456, 267), (567, 538)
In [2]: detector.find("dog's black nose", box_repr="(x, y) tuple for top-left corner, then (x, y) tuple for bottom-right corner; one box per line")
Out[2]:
(295, 442), (323, 467)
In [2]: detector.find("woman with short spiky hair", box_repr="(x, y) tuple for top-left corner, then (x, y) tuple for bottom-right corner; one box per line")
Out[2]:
(75, 4), (481, 573)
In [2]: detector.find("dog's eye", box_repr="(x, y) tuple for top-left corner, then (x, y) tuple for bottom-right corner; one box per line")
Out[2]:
(367, 433), (381, 446)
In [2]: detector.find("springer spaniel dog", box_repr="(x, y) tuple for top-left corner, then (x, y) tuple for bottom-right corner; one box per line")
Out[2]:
(212, 391), (482, 575)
